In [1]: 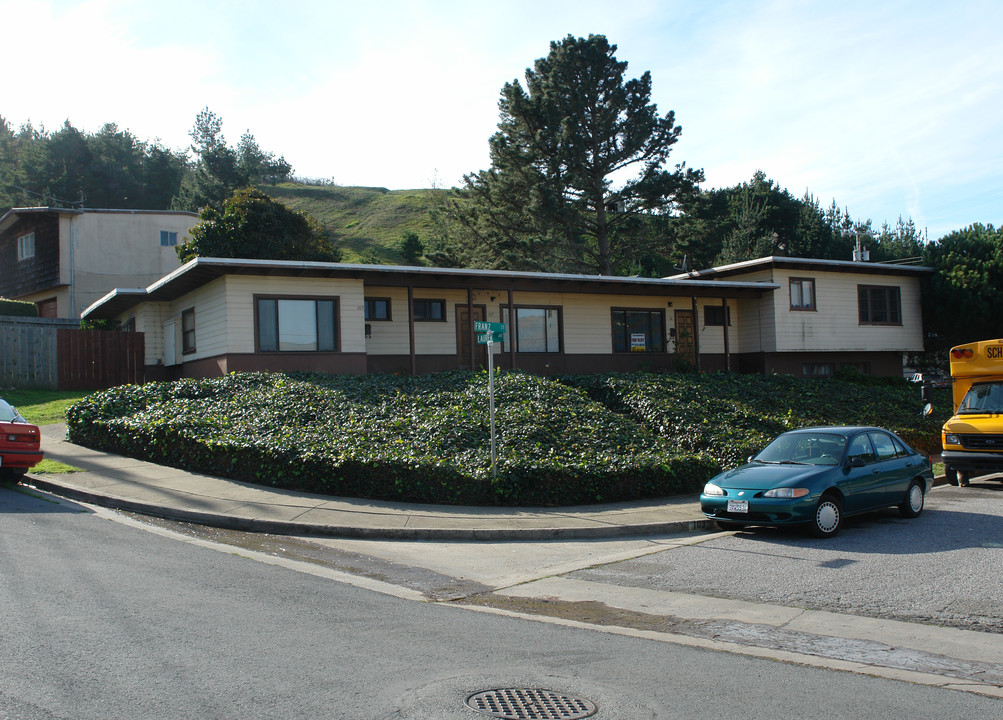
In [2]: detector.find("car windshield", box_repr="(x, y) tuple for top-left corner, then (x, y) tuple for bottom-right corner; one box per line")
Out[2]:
(958, 382), (1003, 414)
(0, 399), (24, 423)
(754, 432), (846, 465)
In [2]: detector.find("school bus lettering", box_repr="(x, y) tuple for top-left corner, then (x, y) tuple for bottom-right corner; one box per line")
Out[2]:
(987, 345), (1003, 360)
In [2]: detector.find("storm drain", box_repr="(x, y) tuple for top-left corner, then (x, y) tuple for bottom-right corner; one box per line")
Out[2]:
(465, 688), (597, 719)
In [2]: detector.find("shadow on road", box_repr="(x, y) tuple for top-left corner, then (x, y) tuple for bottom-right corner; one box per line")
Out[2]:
(0, 483), (93, 515)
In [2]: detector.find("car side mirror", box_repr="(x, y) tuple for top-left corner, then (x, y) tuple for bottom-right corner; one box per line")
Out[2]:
(747, 455), (755, 464)
(848, 456), (866, 468)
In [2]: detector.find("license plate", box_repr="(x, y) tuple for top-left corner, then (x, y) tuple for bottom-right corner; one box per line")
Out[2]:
(727, 499), (749, 514)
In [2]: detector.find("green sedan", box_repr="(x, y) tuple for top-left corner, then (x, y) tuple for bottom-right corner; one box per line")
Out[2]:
(701, 426), (933, 537)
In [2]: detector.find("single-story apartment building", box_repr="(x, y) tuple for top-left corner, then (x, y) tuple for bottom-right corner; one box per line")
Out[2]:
(80, 255), (931, 381)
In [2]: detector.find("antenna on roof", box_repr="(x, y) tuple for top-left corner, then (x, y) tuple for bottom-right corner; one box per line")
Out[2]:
(674, 255), (691, 274)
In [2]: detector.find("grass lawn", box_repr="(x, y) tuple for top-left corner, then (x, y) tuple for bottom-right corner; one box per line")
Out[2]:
(3, 389), (90, 425)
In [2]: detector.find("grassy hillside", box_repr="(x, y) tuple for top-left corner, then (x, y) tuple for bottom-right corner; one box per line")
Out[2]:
(262, 183), (440, 264)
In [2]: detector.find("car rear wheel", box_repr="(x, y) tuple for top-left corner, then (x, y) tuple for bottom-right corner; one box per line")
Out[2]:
(0, 468), (26, 484)
(899, 480), (925, 518)
(809, 493), (842, 538)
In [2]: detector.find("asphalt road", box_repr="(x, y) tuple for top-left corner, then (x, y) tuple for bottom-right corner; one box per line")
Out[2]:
(3, 484), (1001, 719)
(570, 483), (1003, 633)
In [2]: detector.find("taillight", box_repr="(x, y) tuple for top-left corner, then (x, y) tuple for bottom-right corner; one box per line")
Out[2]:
(951, 348), (974, 359)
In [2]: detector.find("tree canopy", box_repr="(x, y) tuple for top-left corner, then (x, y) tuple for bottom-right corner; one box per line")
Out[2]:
(178, 187), (340, 264)
(920, 223), (1003, 354)
(449, 34), (703, 275)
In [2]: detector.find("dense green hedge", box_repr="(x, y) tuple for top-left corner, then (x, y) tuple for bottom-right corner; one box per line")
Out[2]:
(0, 298), (38, 317)
(65, 370), (949, 506)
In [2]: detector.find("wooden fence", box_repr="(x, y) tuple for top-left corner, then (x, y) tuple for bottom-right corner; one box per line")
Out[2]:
(0, 317), (143, 390)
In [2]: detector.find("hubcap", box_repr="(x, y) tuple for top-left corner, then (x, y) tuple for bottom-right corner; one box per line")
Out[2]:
(817, 501), (839, 533)
(909, 485), (924, 512)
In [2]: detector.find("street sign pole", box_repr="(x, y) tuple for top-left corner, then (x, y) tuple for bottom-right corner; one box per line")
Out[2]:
(487, 338), (496, 478)
(475, 321), (505, 479)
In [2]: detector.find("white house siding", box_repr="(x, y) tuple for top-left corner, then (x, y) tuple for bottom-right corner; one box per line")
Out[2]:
(165, 276), (229, 362)
(769, 268), (923, 352)
(130, 302), (171, 366)
(220, 275), (367, 355)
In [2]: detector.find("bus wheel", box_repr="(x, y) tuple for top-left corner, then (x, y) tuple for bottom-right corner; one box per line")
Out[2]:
(945, 465), (960, 486)
(959, 471), (971, 487)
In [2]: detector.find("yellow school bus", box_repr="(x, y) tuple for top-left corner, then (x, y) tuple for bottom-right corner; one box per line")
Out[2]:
(941, 338), (1003, 485)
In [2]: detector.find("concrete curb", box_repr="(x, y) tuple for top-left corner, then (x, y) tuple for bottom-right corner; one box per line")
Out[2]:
(25, 474), (717, 541)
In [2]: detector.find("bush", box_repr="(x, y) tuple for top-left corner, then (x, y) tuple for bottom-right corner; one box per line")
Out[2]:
(0, 298), (38, 317)
(65, 370), (949, 506)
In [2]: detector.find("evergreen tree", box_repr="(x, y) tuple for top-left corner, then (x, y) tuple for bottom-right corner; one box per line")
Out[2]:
(452, 34), (702, 275)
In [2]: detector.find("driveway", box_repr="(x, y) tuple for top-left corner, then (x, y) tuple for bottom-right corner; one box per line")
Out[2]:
(569, 483), (1003, 633)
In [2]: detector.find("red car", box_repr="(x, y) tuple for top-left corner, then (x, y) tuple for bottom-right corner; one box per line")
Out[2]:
(0, 398), (43, 483)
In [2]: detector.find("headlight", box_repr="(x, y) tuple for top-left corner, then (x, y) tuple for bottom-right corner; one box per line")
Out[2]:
(944, 433), (960, 445)
(763, 487), (810, 499)
(702, 483), (725, 496)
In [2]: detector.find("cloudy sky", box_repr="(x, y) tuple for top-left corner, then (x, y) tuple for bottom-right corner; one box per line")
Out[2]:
(3, 0), (1000, 240)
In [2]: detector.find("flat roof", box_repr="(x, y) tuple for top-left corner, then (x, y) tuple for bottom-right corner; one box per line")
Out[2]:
(665, 255), (933, 280)
(83, 256), (780, 319)
(0, 206), (199, 233)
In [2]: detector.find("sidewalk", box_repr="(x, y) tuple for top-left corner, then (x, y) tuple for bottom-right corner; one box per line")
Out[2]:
(27, 424), (713, 541)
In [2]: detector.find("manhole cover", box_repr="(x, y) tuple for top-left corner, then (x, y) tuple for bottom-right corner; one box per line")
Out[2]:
(465, 688), (597, 719)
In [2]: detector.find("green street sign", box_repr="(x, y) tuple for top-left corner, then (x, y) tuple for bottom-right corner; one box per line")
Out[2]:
(476, 331), (505, 344)
(474, 321), (506, 333)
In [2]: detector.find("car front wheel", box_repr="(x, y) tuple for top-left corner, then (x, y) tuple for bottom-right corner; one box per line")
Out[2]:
(899, 480), (925, 518)
(809, 494), (842, 538)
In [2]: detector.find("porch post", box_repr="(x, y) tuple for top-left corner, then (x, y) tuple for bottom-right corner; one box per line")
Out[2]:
(467, 288), (475, 369)
(691, 295), (701, 372)
(407, 284), (416, 376)
(722, 296), (731, 371)
(507, 288), (515, 370)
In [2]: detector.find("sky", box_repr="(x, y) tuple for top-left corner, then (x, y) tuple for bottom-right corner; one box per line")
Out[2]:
(3, 0), (1001, 241)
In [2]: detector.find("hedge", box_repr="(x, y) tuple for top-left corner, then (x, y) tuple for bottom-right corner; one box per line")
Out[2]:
(65, 370), (949, 506)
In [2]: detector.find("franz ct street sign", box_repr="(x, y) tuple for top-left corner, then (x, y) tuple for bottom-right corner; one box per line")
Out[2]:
(472, 321), (506, 477)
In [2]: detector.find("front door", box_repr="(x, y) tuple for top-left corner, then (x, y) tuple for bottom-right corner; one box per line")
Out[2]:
(456, 305), (486, 369)
(674, 310), (696, 367)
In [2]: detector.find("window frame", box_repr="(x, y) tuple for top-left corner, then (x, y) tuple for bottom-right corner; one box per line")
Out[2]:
(802, 362), (834, 378)
(254, 295), (340, 353)
(790, 277), (816, 311)
(858, 285), (902, 326)
(181, 308), (196, 355)
(412, 299), (446, 322)
(611, 308), (666, 354)
(703, 305), (732, 327)
(160, 230), (178, 247)
(500, 305), (563, 353)
(364, 297), (392, 321)
(17, 232), (35, 261)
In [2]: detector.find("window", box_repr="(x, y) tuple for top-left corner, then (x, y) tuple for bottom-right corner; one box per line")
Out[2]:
(612, 309), (665, 353)
(858, 285), (901, 325)
(256, 297), (338, 352)
(160, 230), (178, 247)
(364, 298), (391, 321)
(502, 307), (561, 353)
(802, 363), (834, 377)
(790, 278), (816, 311)
(704, 305), (731, 326)
(868, 432), (898, 462)
(17, 232), (35, 261)
(412, 299), (445, 321)
(181, 308), (196, 354)
(847, 434), (876, 464)
(121, 317), (136, 333)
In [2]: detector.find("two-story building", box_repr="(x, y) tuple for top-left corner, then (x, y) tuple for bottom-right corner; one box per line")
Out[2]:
(0, 207), (198, 319)
(80, 255), (931, 381)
